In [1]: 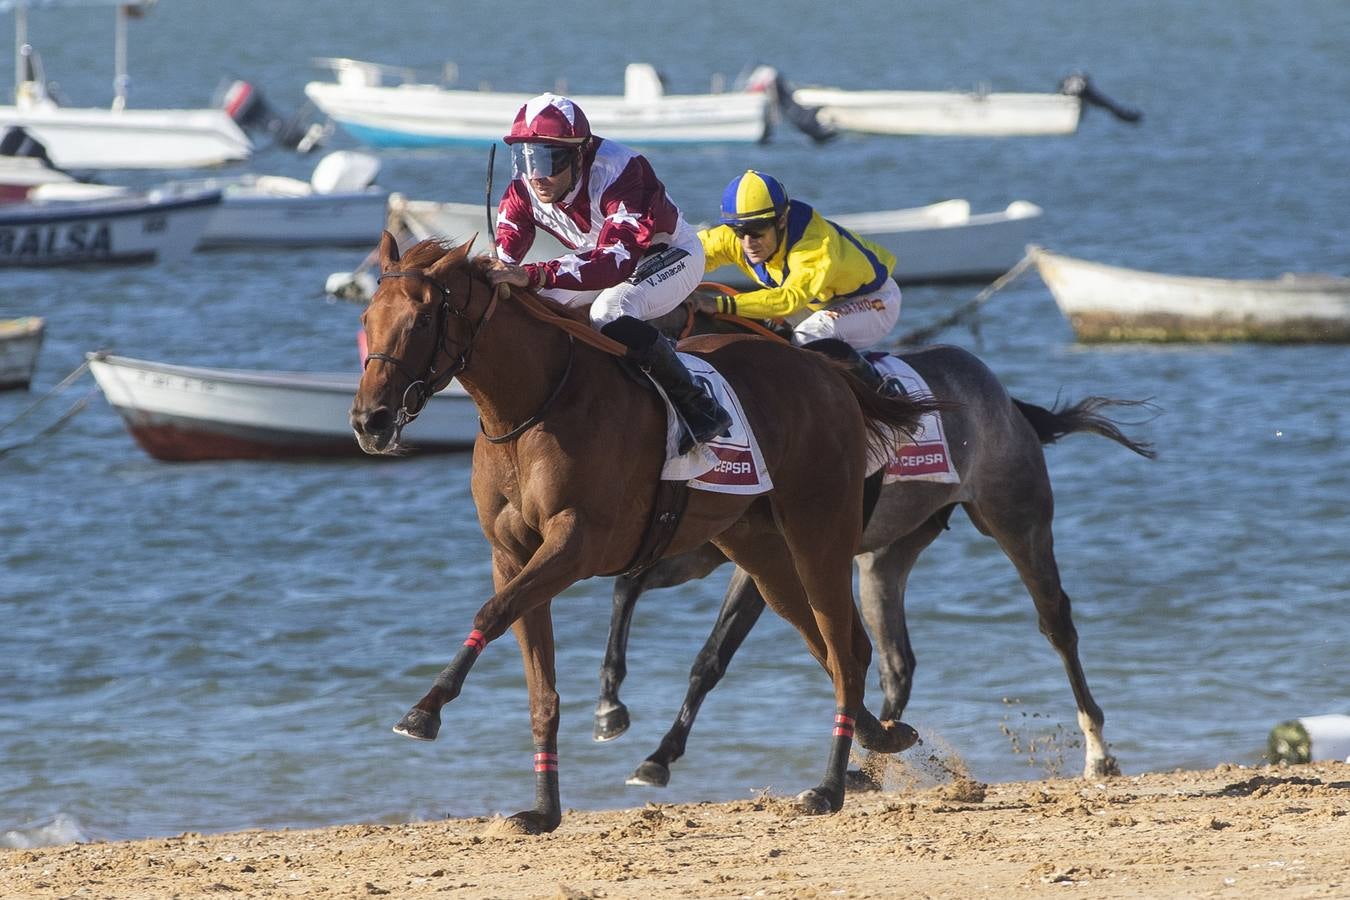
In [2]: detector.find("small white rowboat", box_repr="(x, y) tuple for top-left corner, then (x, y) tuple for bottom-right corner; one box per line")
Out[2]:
(1031, 245), (1350, 343)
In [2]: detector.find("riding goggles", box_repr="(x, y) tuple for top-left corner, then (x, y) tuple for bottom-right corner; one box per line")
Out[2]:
(511, 142), (577, 178)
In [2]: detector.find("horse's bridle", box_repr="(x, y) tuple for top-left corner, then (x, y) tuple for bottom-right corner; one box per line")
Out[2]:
(363, 269), (483, 432)
(363, 265), (574, 444)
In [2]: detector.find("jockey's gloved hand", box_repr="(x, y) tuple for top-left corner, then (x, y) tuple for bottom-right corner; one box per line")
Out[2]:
(711, 294), (737, 315)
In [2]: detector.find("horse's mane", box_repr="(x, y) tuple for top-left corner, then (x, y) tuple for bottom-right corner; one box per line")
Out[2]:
(402, 238), (459, 270)
(463, 253), (590, 325)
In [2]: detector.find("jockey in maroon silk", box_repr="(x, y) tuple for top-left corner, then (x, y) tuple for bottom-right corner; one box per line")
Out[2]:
(485, 93), (729, 453)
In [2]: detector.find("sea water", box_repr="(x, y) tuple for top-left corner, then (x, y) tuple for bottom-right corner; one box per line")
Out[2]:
(1, 0), (1347, 846)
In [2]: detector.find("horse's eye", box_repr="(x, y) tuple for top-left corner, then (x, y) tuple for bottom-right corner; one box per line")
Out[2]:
(413, 313), (431, 330)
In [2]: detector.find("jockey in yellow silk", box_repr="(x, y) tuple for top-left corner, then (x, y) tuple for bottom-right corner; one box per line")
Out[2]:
(697, 170), (902, 353)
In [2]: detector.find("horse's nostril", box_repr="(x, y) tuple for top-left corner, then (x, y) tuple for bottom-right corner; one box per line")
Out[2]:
(351, 406), (394, 436)
(365, 407), (394, 434)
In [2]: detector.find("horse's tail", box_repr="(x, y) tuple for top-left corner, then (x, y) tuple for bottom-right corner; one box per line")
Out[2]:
(843, 370), (944, 461)
(1012, 396), (1158, 459)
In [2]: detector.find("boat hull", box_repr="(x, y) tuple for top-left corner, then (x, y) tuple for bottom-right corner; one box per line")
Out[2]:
(792, 87), (1082, 137)
(0, 190), (221, 266)
(197, 189), (391, 249)
(87, 353), (479, 461)
(707, 200), (1042, 287)
(0, 316), (44, 390)
(0, 106), (253, 169)
(1032, 247), (1350, 343)
(303, 82), (769, 147)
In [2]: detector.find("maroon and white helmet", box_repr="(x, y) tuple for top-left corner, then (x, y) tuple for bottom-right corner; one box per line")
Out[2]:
(504, 93), (591, 146)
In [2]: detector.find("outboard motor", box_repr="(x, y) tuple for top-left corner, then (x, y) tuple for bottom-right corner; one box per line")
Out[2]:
(744, 65), (837, 144)
(0, 125), (56, 166)
(1059, 72), (1142, 124)
(220, 79), (328, 152)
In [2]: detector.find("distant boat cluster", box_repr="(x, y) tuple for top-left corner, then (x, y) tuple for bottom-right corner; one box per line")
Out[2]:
(2, 0), (1343, 468)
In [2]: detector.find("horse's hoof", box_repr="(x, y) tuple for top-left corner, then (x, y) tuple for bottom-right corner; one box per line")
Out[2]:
(1085, 754), (1121, 780)
(625, 759), (671, 787)
(794, 787), (840, 816)
(392, 708), (440, 741)
(500, 810), (558, 835)
(856, 715), (919, 754)
(845, 768), (882, 793)
(592, 704), (631, 742)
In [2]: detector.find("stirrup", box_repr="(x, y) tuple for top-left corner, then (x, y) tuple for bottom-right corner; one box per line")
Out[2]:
(676, 400), (732, 455)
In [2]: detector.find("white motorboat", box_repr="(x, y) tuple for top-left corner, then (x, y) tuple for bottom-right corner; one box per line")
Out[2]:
(87, 351), (479, 461)
(0, 187), (220, 266)
(794, 86), (1082, 137)
(157, 150), (388, 250)
(303, 58), (771, 147)
(1030, 246), (1350, 343)
(0, 0), (252, 169)
(708, 199), (1044, 286)
(0, 315), (43, 389)
(28, 151), (390, 249)
(786, 72), (1140, 138)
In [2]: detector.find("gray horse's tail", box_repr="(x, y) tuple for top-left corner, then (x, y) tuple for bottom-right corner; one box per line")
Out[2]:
(1012, 396), (1158, 459)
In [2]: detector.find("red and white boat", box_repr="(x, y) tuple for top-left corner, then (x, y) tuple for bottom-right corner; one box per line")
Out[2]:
(87, 351), (479, 461)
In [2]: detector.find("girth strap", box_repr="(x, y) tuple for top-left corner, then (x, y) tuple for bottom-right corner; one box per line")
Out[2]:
(602, 478), (691, 579)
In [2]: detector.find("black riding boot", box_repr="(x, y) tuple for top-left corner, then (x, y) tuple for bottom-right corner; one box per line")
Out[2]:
(602, 316), (732, 454)
(800, 337), (896, 396)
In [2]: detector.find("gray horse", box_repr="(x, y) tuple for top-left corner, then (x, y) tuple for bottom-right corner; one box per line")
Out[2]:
(592, 340), (1155, 786)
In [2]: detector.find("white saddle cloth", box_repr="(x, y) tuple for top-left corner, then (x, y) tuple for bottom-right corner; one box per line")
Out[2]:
(869, 355), (960, 484)
(657, 352), (773, 495)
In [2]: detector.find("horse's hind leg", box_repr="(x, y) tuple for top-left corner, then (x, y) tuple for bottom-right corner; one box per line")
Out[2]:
(856, 511), (950, 722)
(627, 566), (767, 787)
(595, 543), (730, 742)
(717, 514), (892, 815)
(965, 501), (1119, 779)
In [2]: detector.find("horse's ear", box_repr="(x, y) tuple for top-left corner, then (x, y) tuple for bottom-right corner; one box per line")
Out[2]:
(378, 230), (400, 270)
(493, 281), (512, 303)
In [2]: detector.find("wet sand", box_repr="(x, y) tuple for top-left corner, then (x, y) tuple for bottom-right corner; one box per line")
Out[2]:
(4, 761), (1348, 898)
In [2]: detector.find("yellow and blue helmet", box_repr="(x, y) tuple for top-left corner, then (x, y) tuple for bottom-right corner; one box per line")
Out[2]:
(719, 170), (789, 227)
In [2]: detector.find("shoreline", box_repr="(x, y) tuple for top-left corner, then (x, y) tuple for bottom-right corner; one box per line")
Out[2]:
(3, 761), (1347, 898)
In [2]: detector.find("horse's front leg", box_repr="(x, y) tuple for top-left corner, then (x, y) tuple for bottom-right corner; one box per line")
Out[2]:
(393, 515), (588, 743)
(502, 603), (562, 834)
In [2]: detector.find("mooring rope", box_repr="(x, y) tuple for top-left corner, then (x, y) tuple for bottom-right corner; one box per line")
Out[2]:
(0, 357), (92, 436)
(895, 249), (1038, 346)
(0, 391), (92, 458)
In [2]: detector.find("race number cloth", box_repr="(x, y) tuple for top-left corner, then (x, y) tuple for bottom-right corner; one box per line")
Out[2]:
(657, 353), (773, 495)
(868, 354), (960, 484)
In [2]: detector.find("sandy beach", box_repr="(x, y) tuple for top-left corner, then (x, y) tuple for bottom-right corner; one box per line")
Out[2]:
(4, 760), (1347, 899)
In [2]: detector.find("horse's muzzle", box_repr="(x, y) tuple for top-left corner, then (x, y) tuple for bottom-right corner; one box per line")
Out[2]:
(350, 404), (399, 455)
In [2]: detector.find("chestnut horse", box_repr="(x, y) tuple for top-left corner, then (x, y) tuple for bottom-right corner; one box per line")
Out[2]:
(349, 234), (934, 833)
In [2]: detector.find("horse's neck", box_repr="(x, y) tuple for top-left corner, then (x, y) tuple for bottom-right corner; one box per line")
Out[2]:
(457, 297), (583, 433)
